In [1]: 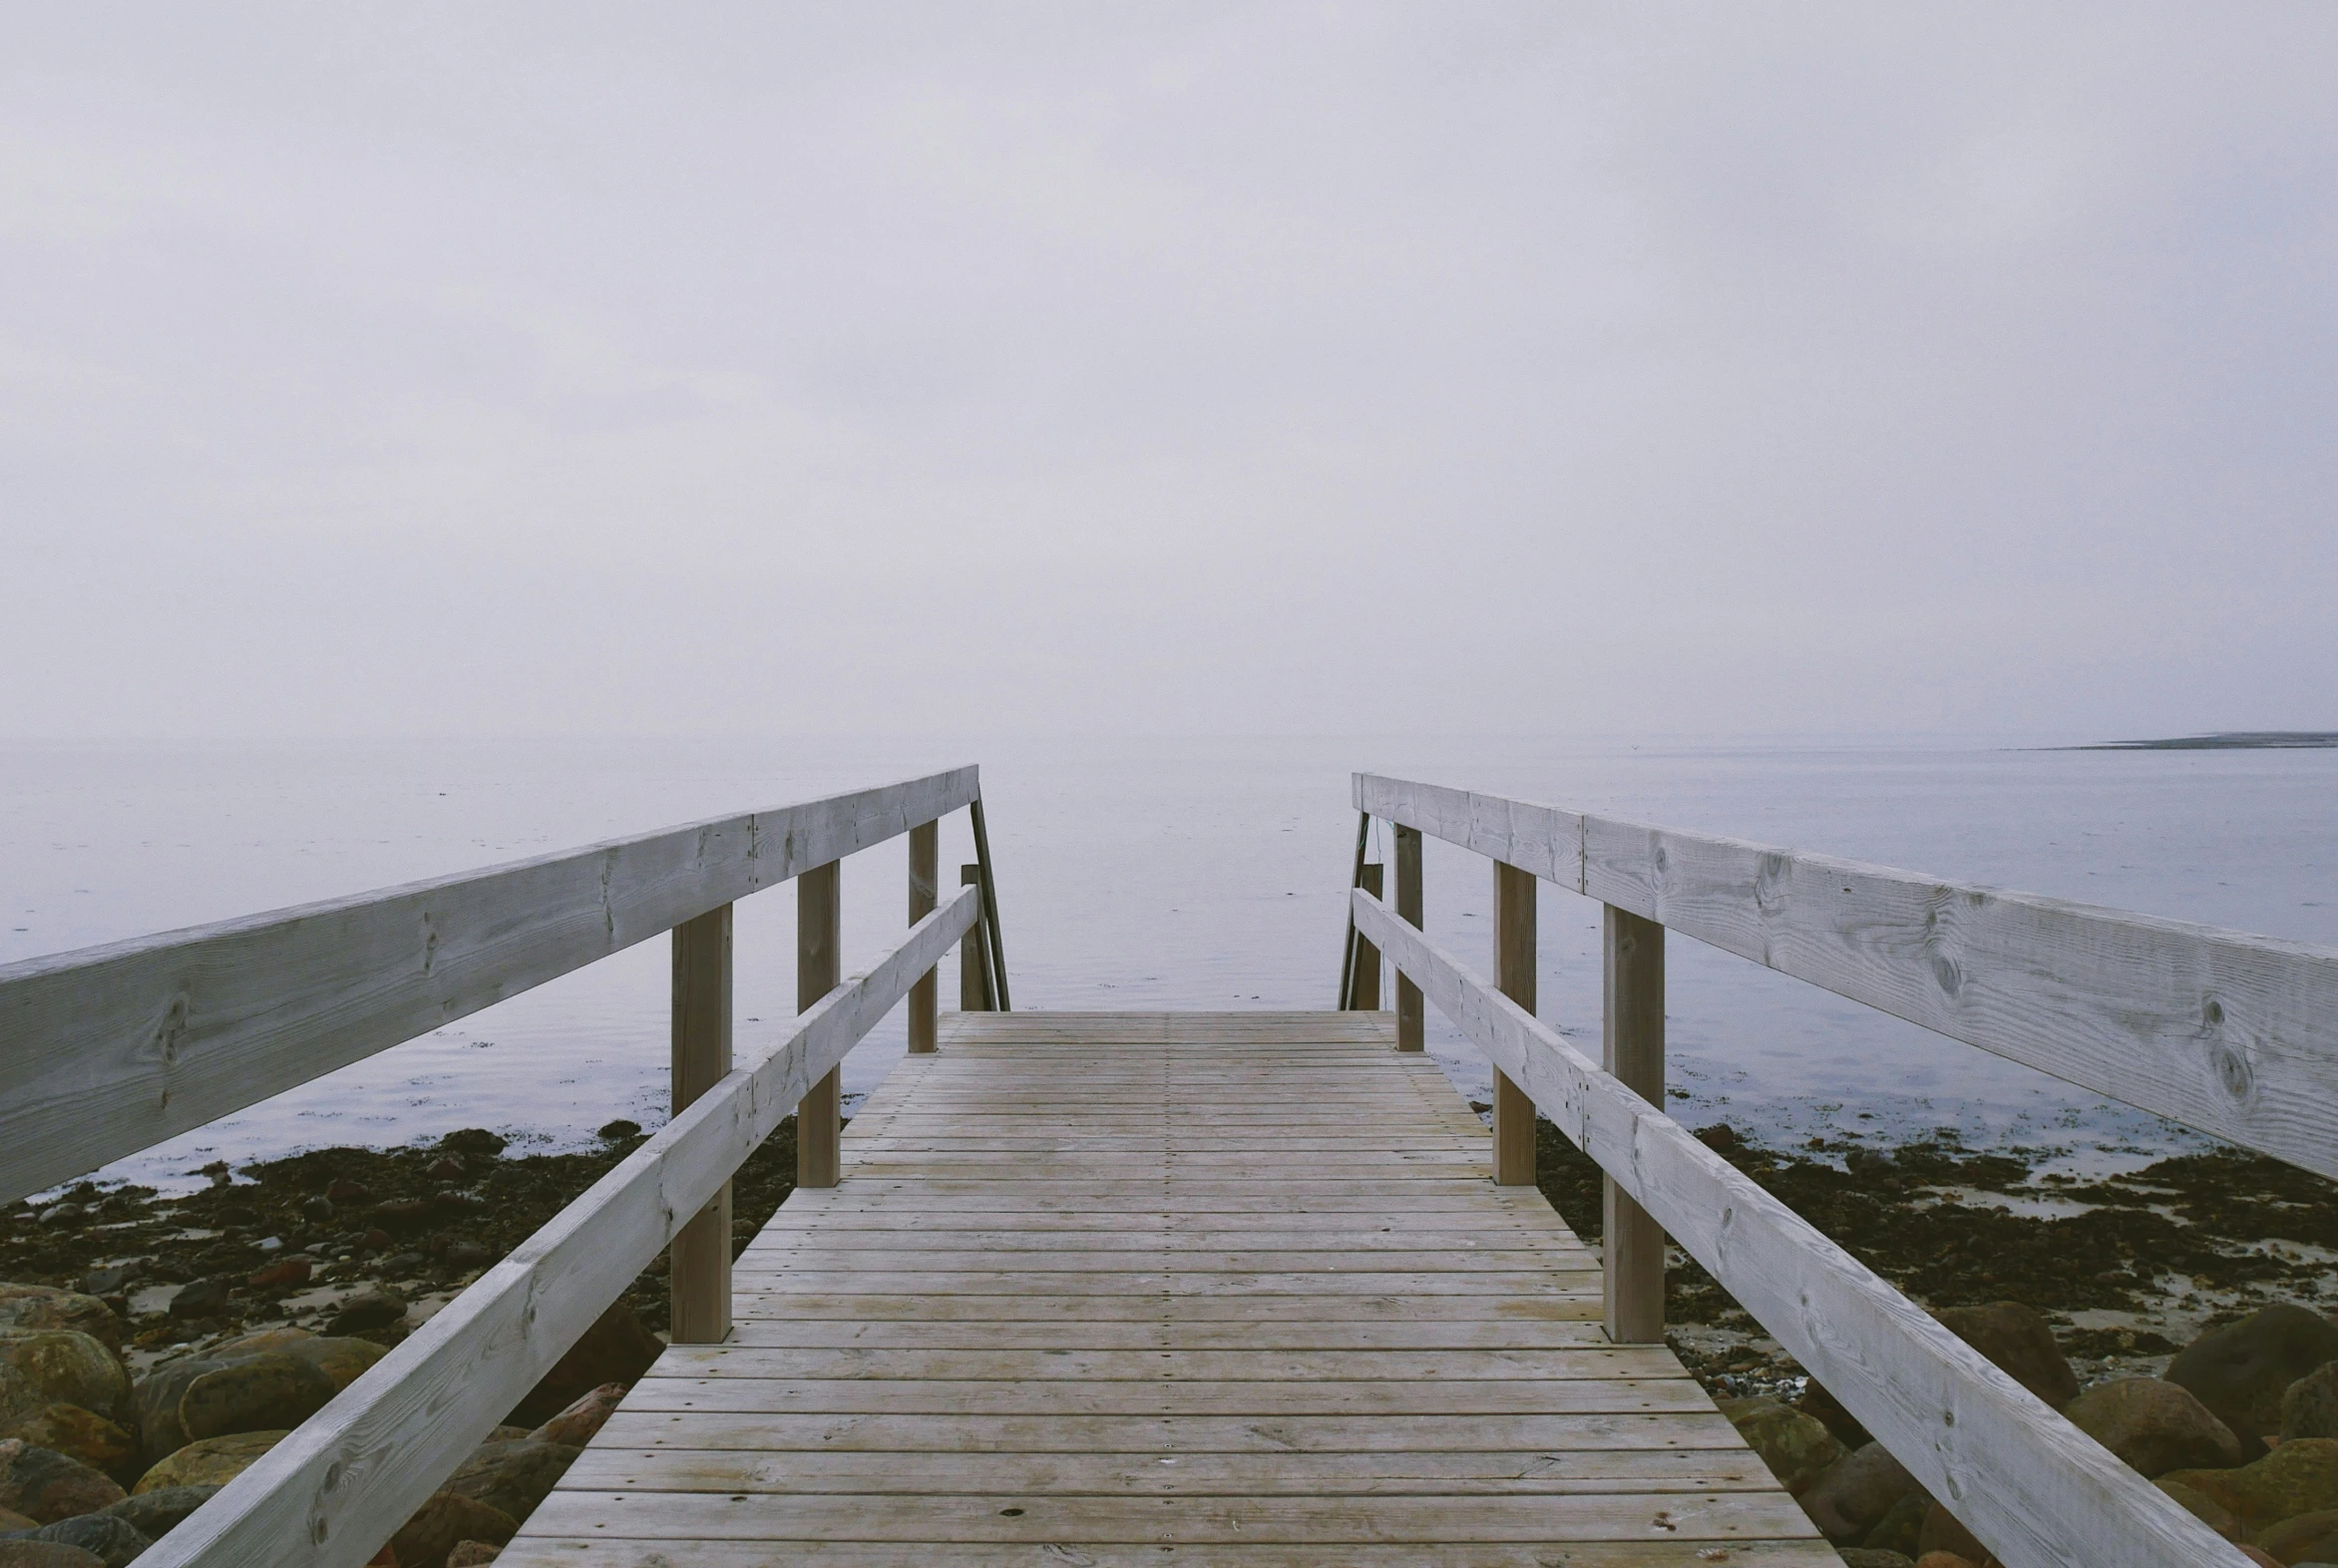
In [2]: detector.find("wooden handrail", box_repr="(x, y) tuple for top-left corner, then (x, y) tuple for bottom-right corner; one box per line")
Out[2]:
(1356, 772), (2338, 1179)
(0, 767), (980, 1203)
(1350, 886), (2244, 1568)
(143, 885), (981, 1568)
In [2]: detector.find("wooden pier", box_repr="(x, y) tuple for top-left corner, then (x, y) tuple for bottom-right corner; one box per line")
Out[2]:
(508, 1010), (1826, 1565)
(8, 763), (2325, 1567)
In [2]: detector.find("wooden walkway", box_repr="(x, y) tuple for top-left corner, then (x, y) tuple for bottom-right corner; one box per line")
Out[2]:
(503, 1012), (1832, 1565)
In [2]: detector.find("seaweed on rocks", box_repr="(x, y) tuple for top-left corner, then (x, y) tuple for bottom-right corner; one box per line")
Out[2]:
(2, 1116), (810, 1366)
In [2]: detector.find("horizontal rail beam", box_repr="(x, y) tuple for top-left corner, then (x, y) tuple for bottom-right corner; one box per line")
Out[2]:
(0, 767), (979, 1204)
(146, 884), (982, 1568)
(1351, 887), (2243, 1568)
(1356, 772), (2338, 1179)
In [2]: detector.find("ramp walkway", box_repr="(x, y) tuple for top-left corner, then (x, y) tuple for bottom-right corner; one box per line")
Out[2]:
(503, 1011), (1829, 1565)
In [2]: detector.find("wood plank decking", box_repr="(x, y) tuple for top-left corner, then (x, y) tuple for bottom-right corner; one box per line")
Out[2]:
(501, 1011), (1834, 1566)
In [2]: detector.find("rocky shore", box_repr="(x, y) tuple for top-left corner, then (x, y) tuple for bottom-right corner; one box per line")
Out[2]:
(1531, 1115), (2338, 1566)
(3, 1110), (2334, 1564)
(0, 1117), (804, 1565)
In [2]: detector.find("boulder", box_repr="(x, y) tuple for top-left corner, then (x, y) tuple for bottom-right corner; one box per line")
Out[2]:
(131, 1357), (227, 1471)
(179, 1353), (339, 1442)
(1715, 1396), (1844, 1495)
(440, 1129), (507, 1159)
(2170, 1307), (2338, 1451)
(166, 1280), (229, 1321)
(1911, 1556), (1977, 1568)
(443, 1439), (580, 1523)
(1801, 1440), (1921, 1542)
(0, 1333), (129, 1426)
(3, 1407), (134, 1476)
(4, 1515), (148, 1568)
(510, 1304), (661, 1426)
(326, 1289), (407, 1338)
(1932, 1302), (2078, 1408)
(1838, 1553), (1913, 1568)
(99, 1483), (221, 1540)
(132, 1429), (287, 1493)
(2287, 1365), (2338, 1442)
(0, 1511), (30, 1533)
(389, 1490), (518, 1568)
(2063, 1376), (2244, 1477)
(0, 1289), (121, 1355)
(1865, 1491), (1930, 1556)
(2163, 1437), (2338, 1535)
(528, 1383), (626, 1447)
(0, 1441), (124, 1523)
(1918, 1501), (1990, 1564)
(447, 1544), (503, 1566)
(0, 1543), (107, 1567)
(2158, 1476), (2243, 1539)
(286, 1336), (389, 1392)
(2260, 1510), (2338, 1565)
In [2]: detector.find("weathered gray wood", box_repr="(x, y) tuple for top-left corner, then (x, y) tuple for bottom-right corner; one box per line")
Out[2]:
(968, 796), (1011, 1010)
(0, 767), (980, 1204)
(145, 886), (980, 1568)
(1352, 887), (2249, 1568)
(798, 861), (842, 1191)
(1351, 863), (1384, 1010)
(1355, 772), (2338, 1180)
(907, 822), (938, 1054)
(1602, 905), (1665, 1345)
(1492, 861), (1536, 1186)
(1395, 825), (1423, 1052)
(958, 864), (992, 1010)
(1338, 812), (1370, 1006)
(669, 904), (733, 1346)
(509, 1006), (1817, 1565)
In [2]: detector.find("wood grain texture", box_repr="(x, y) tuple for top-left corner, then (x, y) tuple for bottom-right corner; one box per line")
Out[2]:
(1602, 905), (1665, 1345)
(0, 767), (980, 1203)
(1352, 888), (2250, 1568)
(1356, 772), (2338, 1179)
(141, 886), (979, 1568)
(907, 821), (938, 1054)
(1491, 861), (1536, 1186)
(1395, 826), (1424, 1052)
(502, 1010), (1828, 1565)
(798, 860), (843, 1190)
(668, 904), (733, 1346)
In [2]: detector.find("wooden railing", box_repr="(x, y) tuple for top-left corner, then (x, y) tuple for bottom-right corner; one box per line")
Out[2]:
(1346, 772), (2338, 1568)
(0, 768), (1006, 1567)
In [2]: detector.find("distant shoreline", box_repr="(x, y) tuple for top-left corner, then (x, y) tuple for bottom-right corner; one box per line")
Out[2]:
(2068, 731), (2338, 751)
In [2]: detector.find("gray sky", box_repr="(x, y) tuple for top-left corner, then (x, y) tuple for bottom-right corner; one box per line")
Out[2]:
(5, 4), (2333, 740)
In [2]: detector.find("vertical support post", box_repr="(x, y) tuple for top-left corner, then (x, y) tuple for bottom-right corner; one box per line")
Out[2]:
(907, 822), (938, 1053)
(669, 903), (732, 1344)
(1350, 864), (1383, 1010)
(796, 861), (841, 1190)
(1491, 863), (1537, 1186)
(1394, 824), (1423, 1051)
(1603, 905), (1666, 1343)
(959, 864), (993, 1010)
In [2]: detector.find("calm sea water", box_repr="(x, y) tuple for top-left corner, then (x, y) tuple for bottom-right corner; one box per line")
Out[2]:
(6, 735), (2334, 1195)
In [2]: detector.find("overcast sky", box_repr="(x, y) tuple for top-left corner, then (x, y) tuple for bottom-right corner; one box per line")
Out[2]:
(4, 5), (2333, 740)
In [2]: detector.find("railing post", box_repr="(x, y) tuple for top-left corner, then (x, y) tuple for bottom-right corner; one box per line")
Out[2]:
(1491, 863), (1536, 1186)
(669, 903), (732, 1344)
(908, 822), (938, 1053)
(1350, 864), (1383, 1009)
(1394, 825), (1423, 1051)
(1603, 904), (1666, 1343)
(959, 864), (993, 1009)
(797, 861), (842, 1189)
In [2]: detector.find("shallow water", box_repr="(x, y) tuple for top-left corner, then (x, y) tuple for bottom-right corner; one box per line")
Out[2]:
(5, 734), (2333, 1194)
